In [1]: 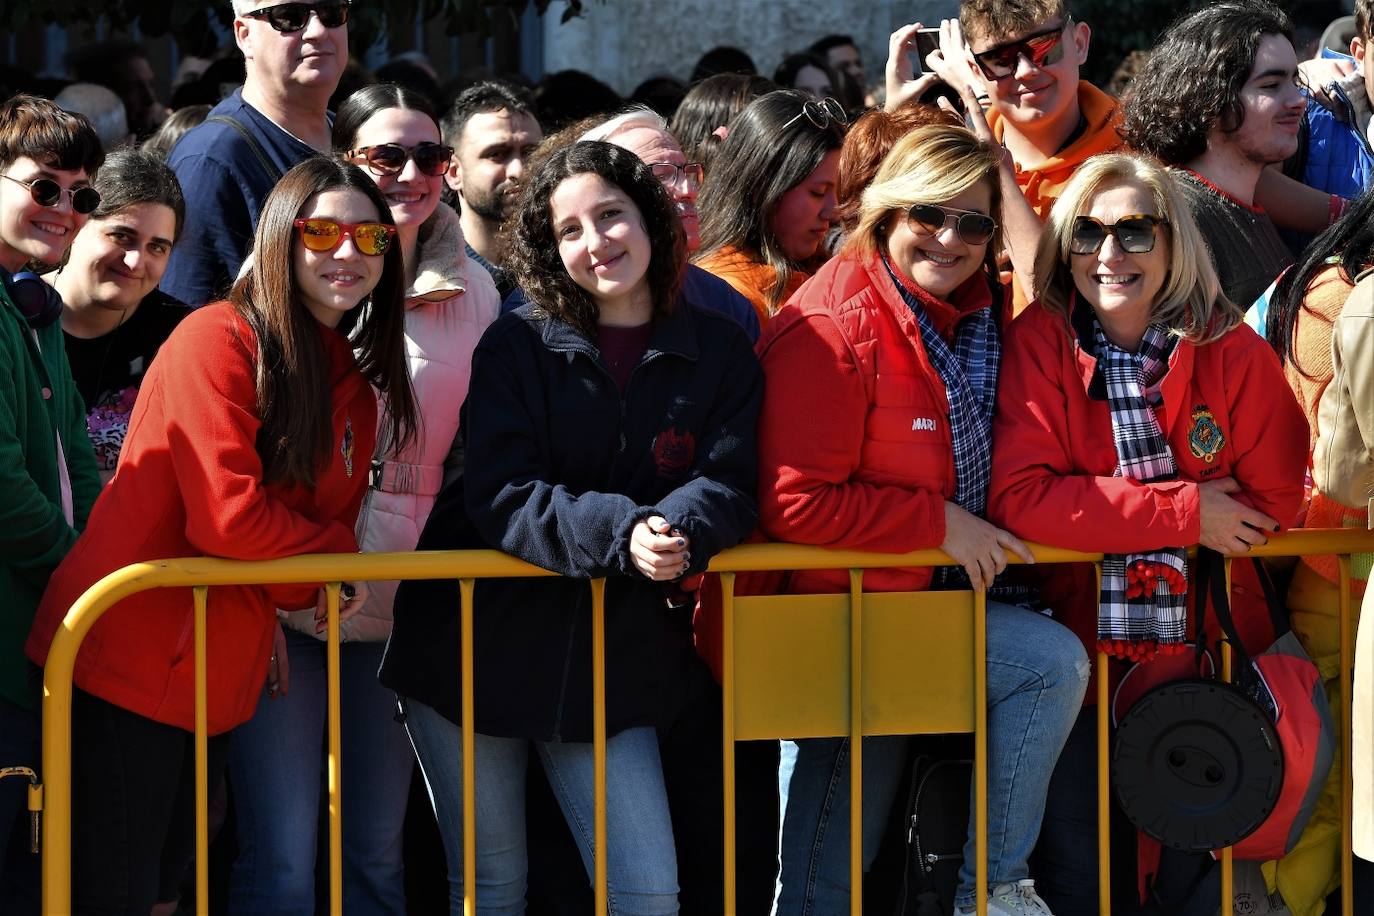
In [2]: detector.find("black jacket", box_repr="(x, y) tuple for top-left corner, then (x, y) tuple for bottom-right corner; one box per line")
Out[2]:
(379, 301), (762, 741)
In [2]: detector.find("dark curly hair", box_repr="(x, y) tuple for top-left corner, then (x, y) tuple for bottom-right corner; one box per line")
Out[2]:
(1120, 0), (1294, 166)
(509, 140), (685, 337)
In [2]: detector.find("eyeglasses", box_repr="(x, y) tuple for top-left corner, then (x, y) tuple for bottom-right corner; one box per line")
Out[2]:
(347, 142), (454, 177)
(294, 218), (396, 256)
(648, 161), (704, 191)
(970, 19), (1072, 80)
(906, 203), (998, 246)
(781, 97), (848, 132)
(1, 173), (101, 215)
(1069, 214), (1169, 255)
(243, 1), (350, 33)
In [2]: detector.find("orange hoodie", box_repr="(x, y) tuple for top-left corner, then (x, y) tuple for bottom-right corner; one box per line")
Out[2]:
(989, 80), (1124, 219)
(990, 81), (1124, 314)
(694, 245), (808, 329)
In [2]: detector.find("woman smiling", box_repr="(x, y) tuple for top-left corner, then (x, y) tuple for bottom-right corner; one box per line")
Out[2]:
(50, 147), (188, 482)
(758, 123), (1087, 916)
(380, 140), (762, 913)
(986, 153), (1308, 913)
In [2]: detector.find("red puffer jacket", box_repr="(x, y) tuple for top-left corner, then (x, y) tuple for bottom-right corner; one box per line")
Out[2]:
(753, 248), (1000, 594)
(695, 247), (1002, 679)
(27, 303), (375, 734)
(987, 301), (1308, 678)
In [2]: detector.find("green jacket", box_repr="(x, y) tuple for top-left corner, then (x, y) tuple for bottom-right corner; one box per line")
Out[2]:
(1, 286), (100, 711)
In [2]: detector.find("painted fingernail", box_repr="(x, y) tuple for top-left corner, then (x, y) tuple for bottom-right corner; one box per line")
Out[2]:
(676, 538), (686, 547)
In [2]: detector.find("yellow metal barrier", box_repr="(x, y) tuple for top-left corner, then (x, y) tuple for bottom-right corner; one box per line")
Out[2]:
(29, 529), (1374, 915)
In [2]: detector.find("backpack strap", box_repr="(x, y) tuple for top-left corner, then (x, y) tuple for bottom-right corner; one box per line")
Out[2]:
(205, 115), (284, 183)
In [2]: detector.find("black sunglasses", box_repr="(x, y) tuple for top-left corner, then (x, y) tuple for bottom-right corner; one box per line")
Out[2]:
(1, 173), (101, 215)
(243, 1), (350, 33)
(1069, 214), (1169, 255)
(348, 142), (453, 177)
(971, 20), (1072, 80)
(906, 203), (997, 246)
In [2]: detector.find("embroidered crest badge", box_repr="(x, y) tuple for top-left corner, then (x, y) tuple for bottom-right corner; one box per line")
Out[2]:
(1188, 405), (1224, 463)
(341, 416), (355, 477)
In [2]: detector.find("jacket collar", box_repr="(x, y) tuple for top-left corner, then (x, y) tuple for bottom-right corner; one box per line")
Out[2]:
(864, 248), (995, 338)
(532, 294), (701, 365)
(406, 206), (469, 307)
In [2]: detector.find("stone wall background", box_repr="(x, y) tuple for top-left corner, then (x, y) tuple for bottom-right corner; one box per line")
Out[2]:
(541, 0), (960, 96)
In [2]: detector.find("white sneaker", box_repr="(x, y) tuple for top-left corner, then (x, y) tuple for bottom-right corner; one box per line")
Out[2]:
(953, 879), (1055, 916)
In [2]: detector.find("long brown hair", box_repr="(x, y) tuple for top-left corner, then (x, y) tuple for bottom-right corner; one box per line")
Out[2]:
(230, 156), (417, 488)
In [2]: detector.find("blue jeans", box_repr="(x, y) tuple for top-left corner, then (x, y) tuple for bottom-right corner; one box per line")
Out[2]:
(227, 633), (413, 916)
(402, 698), (679, 916)
(776, 602), (1089, 914)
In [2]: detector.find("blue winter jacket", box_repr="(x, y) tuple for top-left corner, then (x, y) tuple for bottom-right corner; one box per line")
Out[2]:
(379, 300), (762, 741)
(1301, 52), (1374, 200)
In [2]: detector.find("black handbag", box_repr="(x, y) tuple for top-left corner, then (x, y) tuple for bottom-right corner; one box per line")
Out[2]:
(893, 753), (972, 916)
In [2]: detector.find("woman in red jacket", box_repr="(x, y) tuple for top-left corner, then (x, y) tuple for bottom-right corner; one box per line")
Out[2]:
(986, 152), (1308, 914)
(762, 123), (1088, 916)
(26, 156), (417, 915)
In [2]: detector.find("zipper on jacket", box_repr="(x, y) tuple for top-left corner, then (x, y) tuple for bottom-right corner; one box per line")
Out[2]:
(547, 345), (671, 737)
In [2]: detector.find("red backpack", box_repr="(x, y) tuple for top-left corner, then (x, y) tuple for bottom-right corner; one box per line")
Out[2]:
(1114, 551), (1335, 865)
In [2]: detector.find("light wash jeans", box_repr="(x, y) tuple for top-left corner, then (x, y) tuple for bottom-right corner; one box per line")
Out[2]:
(227, 632), (413, 916)
(403, 697), (679, 916)
(776, 601), (1089, 914)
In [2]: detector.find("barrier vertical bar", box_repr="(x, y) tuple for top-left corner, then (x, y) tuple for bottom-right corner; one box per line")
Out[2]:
(460, 577), (477, 916)
(1095, 561), (1111, 916)
(193, 586), (209, 914)
(1339, 555), (1354, 916)
(849, 569), (864, 916)
(975, 588), (988, 916)
(1220, 558), (1234, 916)
(324, 582), (343, 916)
(720, 572), (738, 915)
(591, 578), (608, 916)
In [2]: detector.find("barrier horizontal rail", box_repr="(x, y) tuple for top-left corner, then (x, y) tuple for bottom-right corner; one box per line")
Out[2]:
(32, 528), (1374, 915)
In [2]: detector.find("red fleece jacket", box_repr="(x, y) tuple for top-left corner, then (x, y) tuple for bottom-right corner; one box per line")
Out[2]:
(987, 302), (1308, 683)
(27, 303), (375, 734)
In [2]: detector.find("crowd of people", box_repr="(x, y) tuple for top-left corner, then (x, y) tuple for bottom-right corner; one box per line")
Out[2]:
(7, 0), (1374, 914)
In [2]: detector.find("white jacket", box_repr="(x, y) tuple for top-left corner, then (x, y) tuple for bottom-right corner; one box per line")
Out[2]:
(282, 205), (499, 642)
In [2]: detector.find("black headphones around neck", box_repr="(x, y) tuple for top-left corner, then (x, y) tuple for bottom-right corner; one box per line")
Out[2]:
(1, 267), (63, 329)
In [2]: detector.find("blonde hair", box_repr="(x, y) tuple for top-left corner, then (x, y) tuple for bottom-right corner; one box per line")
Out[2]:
(1034, 152), (1240, 343)
(849, 123), (1003, 258)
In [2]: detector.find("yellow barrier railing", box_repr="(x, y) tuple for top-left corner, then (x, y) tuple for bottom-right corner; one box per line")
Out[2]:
(26, 529), (1374, 915)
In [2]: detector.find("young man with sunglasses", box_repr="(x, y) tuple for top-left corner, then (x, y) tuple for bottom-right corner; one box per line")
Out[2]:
(0, 93), (104, 916)
(957, 0), (1122, 221)
(1122, 0), (1301, 309)
(161, 0), (349, 307)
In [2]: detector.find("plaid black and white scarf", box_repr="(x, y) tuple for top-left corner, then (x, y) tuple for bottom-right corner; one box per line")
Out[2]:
(885, 258), (999, 518)
(1095, 321), (1189, 660)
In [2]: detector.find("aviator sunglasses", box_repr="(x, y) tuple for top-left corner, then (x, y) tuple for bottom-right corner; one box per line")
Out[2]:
(906, 203), (997, 246)
(1, 173), (101, 215)
(971, 20), (1072, 80)
(243, 1), (350, 33)
(347, 142), (454, 178)
(294, 218), (396, 256)
(1069, 214), (1169, 255)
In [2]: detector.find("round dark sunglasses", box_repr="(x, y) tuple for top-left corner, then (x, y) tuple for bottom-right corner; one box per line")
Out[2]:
(906, 203), (997, 246)
(243, 1), (350, 33)
(347, 142), (453, 178)
(1069, 214), (1169, 255)
(1, 173), (101, 215)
